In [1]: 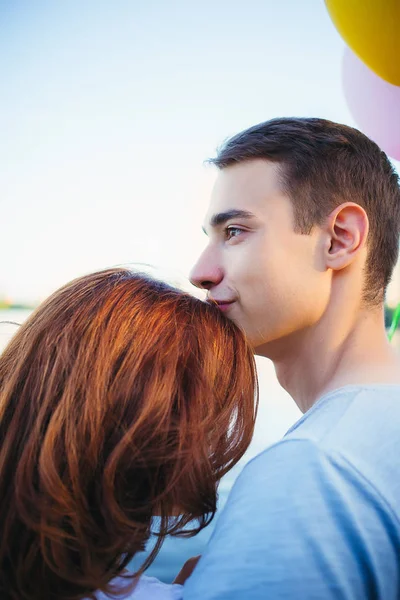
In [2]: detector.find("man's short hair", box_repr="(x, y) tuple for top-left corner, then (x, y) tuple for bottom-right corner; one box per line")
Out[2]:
(210, 117), (400, 305)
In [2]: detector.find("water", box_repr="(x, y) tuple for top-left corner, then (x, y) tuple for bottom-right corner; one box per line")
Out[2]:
(129, 468), (239, 582)
(0, 309), (301, 582)
(0, 308), (31, 345)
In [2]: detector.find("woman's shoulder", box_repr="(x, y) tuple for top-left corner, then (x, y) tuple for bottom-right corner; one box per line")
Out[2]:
(94, 575), (183, 600)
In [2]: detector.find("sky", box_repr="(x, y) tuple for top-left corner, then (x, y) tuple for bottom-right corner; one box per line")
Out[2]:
(1, 0), (399, 304)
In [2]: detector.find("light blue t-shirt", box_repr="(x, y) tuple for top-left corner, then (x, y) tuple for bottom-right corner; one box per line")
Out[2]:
(183, 385), (400, 600)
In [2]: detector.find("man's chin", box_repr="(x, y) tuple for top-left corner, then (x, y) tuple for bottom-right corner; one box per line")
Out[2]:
(228, 320), (282, 358)
(250, 333), (286, 360)
(252, 341), (272, 358)
(252, 329), (305, 361)
(246, 334), (272, 357)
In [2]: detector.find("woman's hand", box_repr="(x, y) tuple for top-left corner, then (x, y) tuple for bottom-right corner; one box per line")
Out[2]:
(173, 555), (201, 585)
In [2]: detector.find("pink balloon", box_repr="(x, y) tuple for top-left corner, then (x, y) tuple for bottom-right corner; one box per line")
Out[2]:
(342, 47), (400, 161)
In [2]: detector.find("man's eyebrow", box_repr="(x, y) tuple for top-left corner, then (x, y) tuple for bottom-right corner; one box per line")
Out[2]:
(202, 209), (256, 235)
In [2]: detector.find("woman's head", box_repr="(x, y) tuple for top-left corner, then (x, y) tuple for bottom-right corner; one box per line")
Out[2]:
(0, 268), (257, 600)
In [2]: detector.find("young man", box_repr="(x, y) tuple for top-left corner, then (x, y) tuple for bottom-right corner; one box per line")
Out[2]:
(184, 118), (400, 599)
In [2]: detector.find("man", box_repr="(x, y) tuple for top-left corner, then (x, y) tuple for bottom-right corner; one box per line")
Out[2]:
(184, 118), (400, 599)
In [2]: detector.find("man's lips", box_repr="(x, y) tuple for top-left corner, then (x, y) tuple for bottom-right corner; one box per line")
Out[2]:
(211, 300), (236, 312)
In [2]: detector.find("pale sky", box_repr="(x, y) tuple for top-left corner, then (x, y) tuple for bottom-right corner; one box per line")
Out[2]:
(1, 0), (399, 304)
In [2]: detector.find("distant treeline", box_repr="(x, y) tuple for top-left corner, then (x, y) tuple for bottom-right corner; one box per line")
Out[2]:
(0, 302), (36, 310)
(0, 301), (399, 330)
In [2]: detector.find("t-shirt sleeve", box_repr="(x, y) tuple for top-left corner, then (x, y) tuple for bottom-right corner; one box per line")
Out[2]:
(183, 438), (400, 600)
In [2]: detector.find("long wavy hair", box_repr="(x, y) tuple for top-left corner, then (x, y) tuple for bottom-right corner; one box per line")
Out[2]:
(0, 268), (258, 600)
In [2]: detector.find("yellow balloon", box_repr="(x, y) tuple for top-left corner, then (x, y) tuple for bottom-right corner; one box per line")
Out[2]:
(325, 0), (400, 86)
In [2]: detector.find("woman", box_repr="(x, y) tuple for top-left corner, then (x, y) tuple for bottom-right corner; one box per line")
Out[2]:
(0, 268), (257, 600)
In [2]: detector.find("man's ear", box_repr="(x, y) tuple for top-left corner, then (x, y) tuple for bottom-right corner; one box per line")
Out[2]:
(324, 202), (369, 271)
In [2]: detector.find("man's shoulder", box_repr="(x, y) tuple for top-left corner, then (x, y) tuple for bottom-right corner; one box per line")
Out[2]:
(287, 384), (400, 472)
(238, 384), (400, 514)
(183, 393), (400, 600)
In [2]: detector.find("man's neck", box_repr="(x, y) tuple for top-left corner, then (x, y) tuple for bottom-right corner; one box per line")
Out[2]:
(260, 306), (400, 413)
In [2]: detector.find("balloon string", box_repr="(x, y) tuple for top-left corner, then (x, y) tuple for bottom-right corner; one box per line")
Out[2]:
(388, 302), (400, 342)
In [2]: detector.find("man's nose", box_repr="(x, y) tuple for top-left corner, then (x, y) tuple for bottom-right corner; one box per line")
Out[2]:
(189, 249), (223, 291)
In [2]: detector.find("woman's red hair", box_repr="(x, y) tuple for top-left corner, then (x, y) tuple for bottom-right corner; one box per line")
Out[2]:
(0, 268), (257, 600)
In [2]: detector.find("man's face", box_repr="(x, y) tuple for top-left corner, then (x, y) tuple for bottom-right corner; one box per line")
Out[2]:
(190, 159), (331, 356)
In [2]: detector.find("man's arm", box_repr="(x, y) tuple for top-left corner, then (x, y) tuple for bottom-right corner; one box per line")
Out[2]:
(183, 439), (400, 600)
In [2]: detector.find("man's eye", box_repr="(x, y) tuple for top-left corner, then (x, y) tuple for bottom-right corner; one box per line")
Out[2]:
(225, 226), (244, 240)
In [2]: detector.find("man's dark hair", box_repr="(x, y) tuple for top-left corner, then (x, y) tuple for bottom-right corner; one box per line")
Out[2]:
(210, 117), (400, 305)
